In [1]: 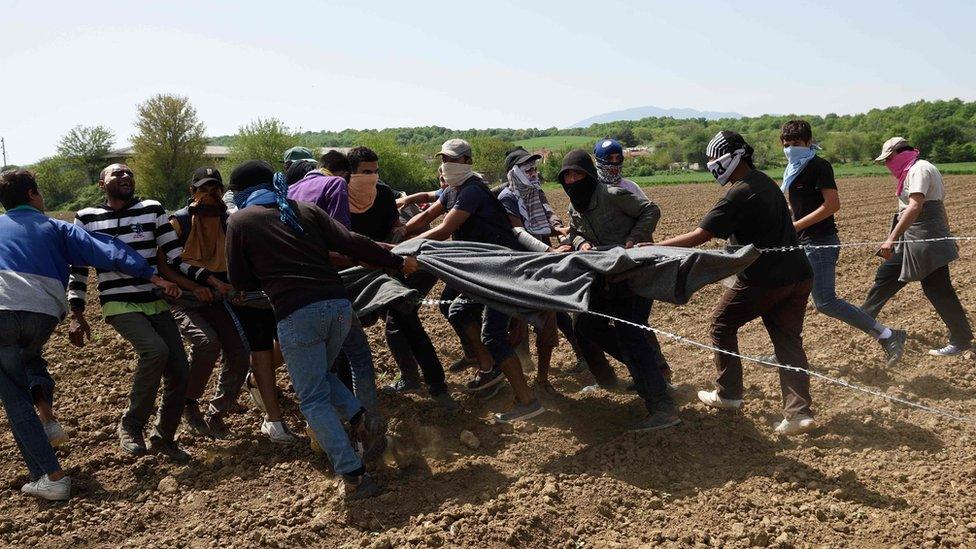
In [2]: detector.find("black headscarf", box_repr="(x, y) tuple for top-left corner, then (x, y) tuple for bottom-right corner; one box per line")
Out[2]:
(558, 149), (599, 211)
(285, 159), (319, 186)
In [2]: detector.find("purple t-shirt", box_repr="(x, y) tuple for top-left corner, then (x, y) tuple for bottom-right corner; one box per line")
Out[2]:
(286, 171), (351, 229)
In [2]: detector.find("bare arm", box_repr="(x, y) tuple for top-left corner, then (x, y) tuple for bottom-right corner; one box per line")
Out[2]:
(396, 190), (439, 208)
(878, 192), (925, 259)
(414, 208), (470, 241)
(656, 227), (714, 248)
(793, 188), (840, 232)
(404, 200), (444, 236)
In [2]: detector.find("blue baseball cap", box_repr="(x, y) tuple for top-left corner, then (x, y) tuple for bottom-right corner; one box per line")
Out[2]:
(594, 138), (624, 161)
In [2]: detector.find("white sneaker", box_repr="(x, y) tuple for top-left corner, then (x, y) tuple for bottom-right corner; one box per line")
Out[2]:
(44, 420), (68, 447)
(21, 474), (70, 501)
(774, 415), (816, 436)
(697, 390), (743, 410)
(261, 420), (298, 444)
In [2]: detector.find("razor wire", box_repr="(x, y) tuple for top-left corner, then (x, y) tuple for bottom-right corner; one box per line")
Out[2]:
(417, 298), (972, 423)
(729, 235), (976, 254)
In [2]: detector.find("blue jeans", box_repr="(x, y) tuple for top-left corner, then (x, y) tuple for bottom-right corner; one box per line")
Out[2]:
(276, 299), (363, 476)
(805, 233), (880, 337)
(0, 311), (61, 480)
(339, 316), (378, 412)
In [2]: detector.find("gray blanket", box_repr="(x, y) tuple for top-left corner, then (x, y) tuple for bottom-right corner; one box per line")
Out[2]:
(393, 240), (759, 321)
(339, 266), (419, 322)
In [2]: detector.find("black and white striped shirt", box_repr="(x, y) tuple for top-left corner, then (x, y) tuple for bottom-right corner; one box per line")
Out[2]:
(67, 198), (210, 309)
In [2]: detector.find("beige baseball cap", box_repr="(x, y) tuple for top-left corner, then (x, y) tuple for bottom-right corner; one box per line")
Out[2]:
(874, 137), (910, 162)
(435, 138), (472, 160)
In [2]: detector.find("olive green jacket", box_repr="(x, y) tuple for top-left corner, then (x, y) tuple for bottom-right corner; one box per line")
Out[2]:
(568, 185), (660, 250)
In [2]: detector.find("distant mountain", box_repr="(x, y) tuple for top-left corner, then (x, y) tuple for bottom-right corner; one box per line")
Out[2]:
(570, 105), (743, 128)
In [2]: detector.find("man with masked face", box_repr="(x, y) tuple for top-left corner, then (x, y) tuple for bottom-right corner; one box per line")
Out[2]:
(344, 146), (459, 411)
(155, 168), (253, 439)
(862, 138), (972, 357)
(67, 164), (229, 461)
(556, 150), (677, 431)
(496, 147), (586, 392)
(656, 131), (815, 436)
(413, 138), (545, 423)
(226, 160), (417, 499)
(594, 138), (648, 200)
(778, 121), (905, 367)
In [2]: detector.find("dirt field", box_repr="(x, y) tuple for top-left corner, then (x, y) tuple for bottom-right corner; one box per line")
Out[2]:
(3, 176), (976, 548)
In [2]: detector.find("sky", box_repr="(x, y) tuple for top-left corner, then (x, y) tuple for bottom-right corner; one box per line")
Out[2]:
(2, 0), (974, 165)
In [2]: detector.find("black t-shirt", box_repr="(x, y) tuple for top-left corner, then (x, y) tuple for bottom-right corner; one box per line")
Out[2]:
(786, 156), (838, 242)
(700, 169), (811, 287)
(439, 176), (522, 250)
(350, 183), (399, 242)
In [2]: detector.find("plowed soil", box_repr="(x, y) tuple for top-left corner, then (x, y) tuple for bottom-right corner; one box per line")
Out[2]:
(3, 176), (976, 548)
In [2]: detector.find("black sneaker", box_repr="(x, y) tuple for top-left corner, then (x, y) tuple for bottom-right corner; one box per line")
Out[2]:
(343, 473), (381, 500)
(431, 391), (462, 412)
(148, 437), (191, 464)
(630, 410), (681, 432)
(493, 399), (546, 424)
(351, 411), (388, 463)
(117, 423), (147, 456)
(465, 368), (505, 392)
(449, 357), (479, 372)
(381, 378), (423, 395)
(880, 329), (907, 367)
(206, 412), (230, 439)
(182, 402), (212, 438)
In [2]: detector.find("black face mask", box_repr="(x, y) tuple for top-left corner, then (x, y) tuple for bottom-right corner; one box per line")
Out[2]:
(562, 175), (598, 211)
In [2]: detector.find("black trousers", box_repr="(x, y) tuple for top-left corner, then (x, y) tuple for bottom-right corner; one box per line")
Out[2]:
(574, 282), (673, 413)
(862, 252), (973, 347)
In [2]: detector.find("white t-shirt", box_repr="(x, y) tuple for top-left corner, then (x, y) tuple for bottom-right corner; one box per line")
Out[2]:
(614, 178), (649, 201)
(898, 160), (945, 211)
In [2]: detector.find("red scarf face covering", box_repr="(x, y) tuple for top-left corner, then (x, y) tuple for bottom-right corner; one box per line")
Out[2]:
(885, 149), (920, 196)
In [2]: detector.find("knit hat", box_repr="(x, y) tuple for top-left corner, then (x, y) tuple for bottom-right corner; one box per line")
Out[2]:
(558, 150), (598, 184)
(593, 138), (624, 161)
(229, 160), (275, 192)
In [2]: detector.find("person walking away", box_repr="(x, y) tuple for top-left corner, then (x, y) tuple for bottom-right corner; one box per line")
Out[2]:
(862, 137), (973, 357)
(67, 164), (228, 462)
(0, 169), (180, 499)
(656, 132), (816, 436)
(225, 160), (418, 499)
(778, 120), (906, 366)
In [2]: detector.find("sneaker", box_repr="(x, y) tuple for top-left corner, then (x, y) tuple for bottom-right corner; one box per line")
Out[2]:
(465, 368), (505, 392)
(261, 420), (298, 444)
(117, 423), (147, 456)
(246, 373), (267, 413)
(493, 399), (546, 424)
(475, 382), (504, 400)
(697, 390), (743, 410)
(206, 412), (230, 439)
(630, 410), (681, 432)
(44, 420), (68, 448)
(351, 411), (388, 463)
(448, 357), (478, 372)
(928, 343), (971, 357)
(148, 437), (191, 464)
(306, 423), (323, 454)
(21, 474), (70, 501)
(880, 329), (907, 367)
(432, 391), (462, 412)
(381, 378), (422, 395)
(343, 473), (381, 500)
(182, 403), (212, 438)
(773, 415), (816, 436)
(579, 379), (623, 394)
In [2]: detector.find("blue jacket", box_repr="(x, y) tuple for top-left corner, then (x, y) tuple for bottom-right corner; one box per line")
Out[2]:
(0, 206), (156, 319)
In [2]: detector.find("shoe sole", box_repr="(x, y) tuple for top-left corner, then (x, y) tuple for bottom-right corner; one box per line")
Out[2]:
(22, 489), (70, 501)
(775, 424), (816, 436)
(630, 417), (682, 432)
(494, 405), (546, 424)
(697, 392), (743, 410)
(475, 383), (504, 400)
(465, 372), (506, 393)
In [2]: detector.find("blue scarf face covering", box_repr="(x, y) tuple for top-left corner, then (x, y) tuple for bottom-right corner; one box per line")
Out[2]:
(781, 146), (819, 192)
(232, 172), (305, 234)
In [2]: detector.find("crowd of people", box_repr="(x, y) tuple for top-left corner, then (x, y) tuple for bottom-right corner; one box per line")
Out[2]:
(1, 120), (971, 502)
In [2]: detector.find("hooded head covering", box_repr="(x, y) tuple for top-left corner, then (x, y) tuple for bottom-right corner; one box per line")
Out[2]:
(559, 150), (599, 211)
(285, 159), (319, 186)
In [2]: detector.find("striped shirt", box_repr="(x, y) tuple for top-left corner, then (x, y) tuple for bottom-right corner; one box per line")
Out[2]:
(67, 198), (210, 309)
